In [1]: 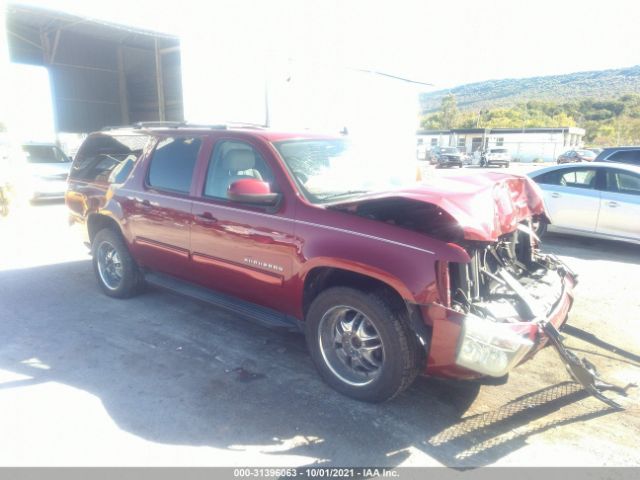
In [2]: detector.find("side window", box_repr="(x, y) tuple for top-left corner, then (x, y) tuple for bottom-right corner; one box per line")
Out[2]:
(608, 150), (640, 165)
(605, 170), (640, 196)
(535, 171), (560, 185)
(70, 134), (150, 184)
(558, 168), (597, 189)
(203, 140), (275, 199)
(147, 137), (202, 194)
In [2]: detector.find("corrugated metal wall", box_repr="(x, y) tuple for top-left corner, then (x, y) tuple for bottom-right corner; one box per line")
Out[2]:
(6, 10), (184, 133)
(50, 32), (121, 132)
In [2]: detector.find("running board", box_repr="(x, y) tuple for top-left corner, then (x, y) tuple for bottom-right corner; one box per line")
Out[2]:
(144, 272), (302, 332)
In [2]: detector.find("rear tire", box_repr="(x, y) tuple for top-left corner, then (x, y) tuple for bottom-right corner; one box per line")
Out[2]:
(92, 228), (142, 298)
(306, 287), (421, 403)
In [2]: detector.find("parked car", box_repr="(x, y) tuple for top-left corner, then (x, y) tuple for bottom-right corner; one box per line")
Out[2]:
(461, 151), (473, 165)
(595, 146), (640, 166)
(528, 162), (640, 244)
(66, 123), (593, 404)
(416, 140), (428, 162)
(430, 146), (463, 168)
(480, 147), (511, 167)
(557, 149), (597, 164)
(13, 143), (72, 200)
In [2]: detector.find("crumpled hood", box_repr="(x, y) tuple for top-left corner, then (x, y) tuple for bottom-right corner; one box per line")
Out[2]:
(334, 172), (547, 242)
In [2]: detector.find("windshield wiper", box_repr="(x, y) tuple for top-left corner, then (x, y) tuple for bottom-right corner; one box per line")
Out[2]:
(320, 190), (371, 201)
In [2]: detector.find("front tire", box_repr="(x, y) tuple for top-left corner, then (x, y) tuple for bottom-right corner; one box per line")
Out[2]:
(306, 287), (421, 402)
(92, 228), (142, 298)
(532, 218), (548, 239)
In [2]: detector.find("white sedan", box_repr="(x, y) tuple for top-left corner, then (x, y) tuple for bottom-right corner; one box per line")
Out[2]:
(528, 162), (640, 244)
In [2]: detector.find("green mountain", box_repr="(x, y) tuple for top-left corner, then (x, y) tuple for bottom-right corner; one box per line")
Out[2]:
(420, 65), (640, 113)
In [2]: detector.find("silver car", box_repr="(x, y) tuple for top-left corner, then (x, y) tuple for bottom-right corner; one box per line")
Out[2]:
(14, 143), (72, 200)
(528, 162), (640, 244)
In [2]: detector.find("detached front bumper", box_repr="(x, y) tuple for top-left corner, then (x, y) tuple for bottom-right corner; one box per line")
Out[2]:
(422, 270), (575, 380)
(421, 266), (633, 408)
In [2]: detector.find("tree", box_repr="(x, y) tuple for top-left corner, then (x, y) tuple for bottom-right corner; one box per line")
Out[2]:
(418, 93), (638, 145)
(441, 94), (459, 129)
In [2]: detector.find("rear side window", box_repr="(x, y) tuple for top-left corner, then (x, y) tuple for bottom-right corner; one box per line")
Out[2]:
(147, 137), (202, 194)
(70, 135), (150, 184)
(606, 150), (640, 165)
(605, 169), (640, 196)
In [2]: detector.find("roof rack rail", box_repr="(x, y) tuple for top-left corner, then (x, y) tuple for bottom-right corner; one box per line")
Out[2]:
(101, 121), (268, 132)
(132, 121), (187, 129)
(224, 121), (268, 130)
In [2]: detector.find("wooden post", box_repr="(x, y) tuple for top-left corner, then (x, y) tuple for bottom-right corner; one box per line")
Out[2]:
(154, 38), (166, 121)
(117, 45), (130, 125)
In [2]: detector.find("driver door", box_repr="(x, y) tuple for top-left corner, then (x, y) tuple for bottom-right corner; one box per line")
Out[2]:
(189, 138), (297, 311)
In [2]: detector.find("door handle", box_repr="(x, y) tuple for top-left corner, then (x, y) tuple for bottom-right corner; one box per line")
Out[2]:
(137, 199), (151, 210)
(608, 201), (618, 208)
(551, 192), (561, 198)
(195, 212), (218, 223)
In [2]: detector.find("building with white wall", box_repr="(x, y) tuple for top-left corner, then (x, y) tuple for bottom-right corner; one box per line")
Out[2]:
(417, 127), (586, 162)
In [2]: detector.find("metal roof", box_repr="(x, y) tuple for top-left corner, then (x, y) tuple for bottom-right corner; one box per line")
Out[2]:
(6, 3), (179, 51)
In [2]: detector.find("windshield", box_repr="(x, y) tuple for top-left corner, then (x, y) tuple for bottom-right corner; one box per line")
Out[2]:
(22, 145), (69, 164)
(441, 147), (459, 154)
(274, 138), (415, 204)
(490, 148), (508, 153)
(576, 150), (596, 157)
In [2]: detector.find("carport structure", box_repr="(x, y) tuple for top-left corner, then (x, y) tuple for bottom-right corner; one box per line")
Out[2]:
(5, 3), (184, 133)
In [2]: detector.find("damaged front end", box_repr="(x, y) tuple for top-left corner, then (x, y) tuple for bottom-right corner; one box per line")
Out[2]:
(331, 174), (632, 407)
(426, 221), (632, 408)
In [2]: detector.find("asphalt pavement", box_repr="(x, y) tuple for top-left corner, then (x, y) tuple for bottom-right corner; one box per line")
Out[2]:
(0, 190), (638, 467)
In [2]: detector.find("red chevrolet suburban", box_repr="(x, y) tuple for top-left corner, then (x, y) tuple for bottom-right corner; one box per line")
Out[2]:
(65, 122), (580, 403)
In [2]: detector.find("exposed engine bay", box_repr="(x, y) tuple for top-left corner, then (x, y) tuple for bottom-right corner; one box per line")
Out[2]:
(449, 220), (563, 322)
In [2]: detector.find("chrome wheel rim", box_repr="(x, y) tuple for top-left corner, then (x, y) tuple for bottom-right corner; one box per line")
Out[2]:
(96, 241), (123, 290)
(318, 306), (384, 386)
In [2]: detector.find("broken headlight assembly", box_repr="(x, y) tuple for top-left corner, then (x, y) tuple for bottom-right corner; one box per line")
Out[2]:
(456, 314), (533, 377)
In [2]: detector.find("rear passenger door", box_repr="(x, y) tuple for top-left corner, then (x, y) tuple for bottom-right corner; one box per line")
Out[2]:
(596, 168), (640, 241)
(536, 167), (601, 232)
(127, 135), (203, 279)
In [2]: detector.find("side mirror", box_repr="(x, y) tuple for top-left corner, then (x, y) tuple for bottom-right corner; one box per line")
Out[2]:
(227, 178), (280, 205)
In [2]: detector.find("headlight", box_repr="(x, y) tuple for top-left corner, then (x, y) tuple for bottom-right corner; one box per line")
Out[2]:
(456, 314), (533, 377)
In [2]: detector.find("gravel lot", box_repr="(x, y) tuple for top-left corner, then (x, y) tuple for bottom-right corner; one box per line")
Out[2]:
(0, 168), (638, 467)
